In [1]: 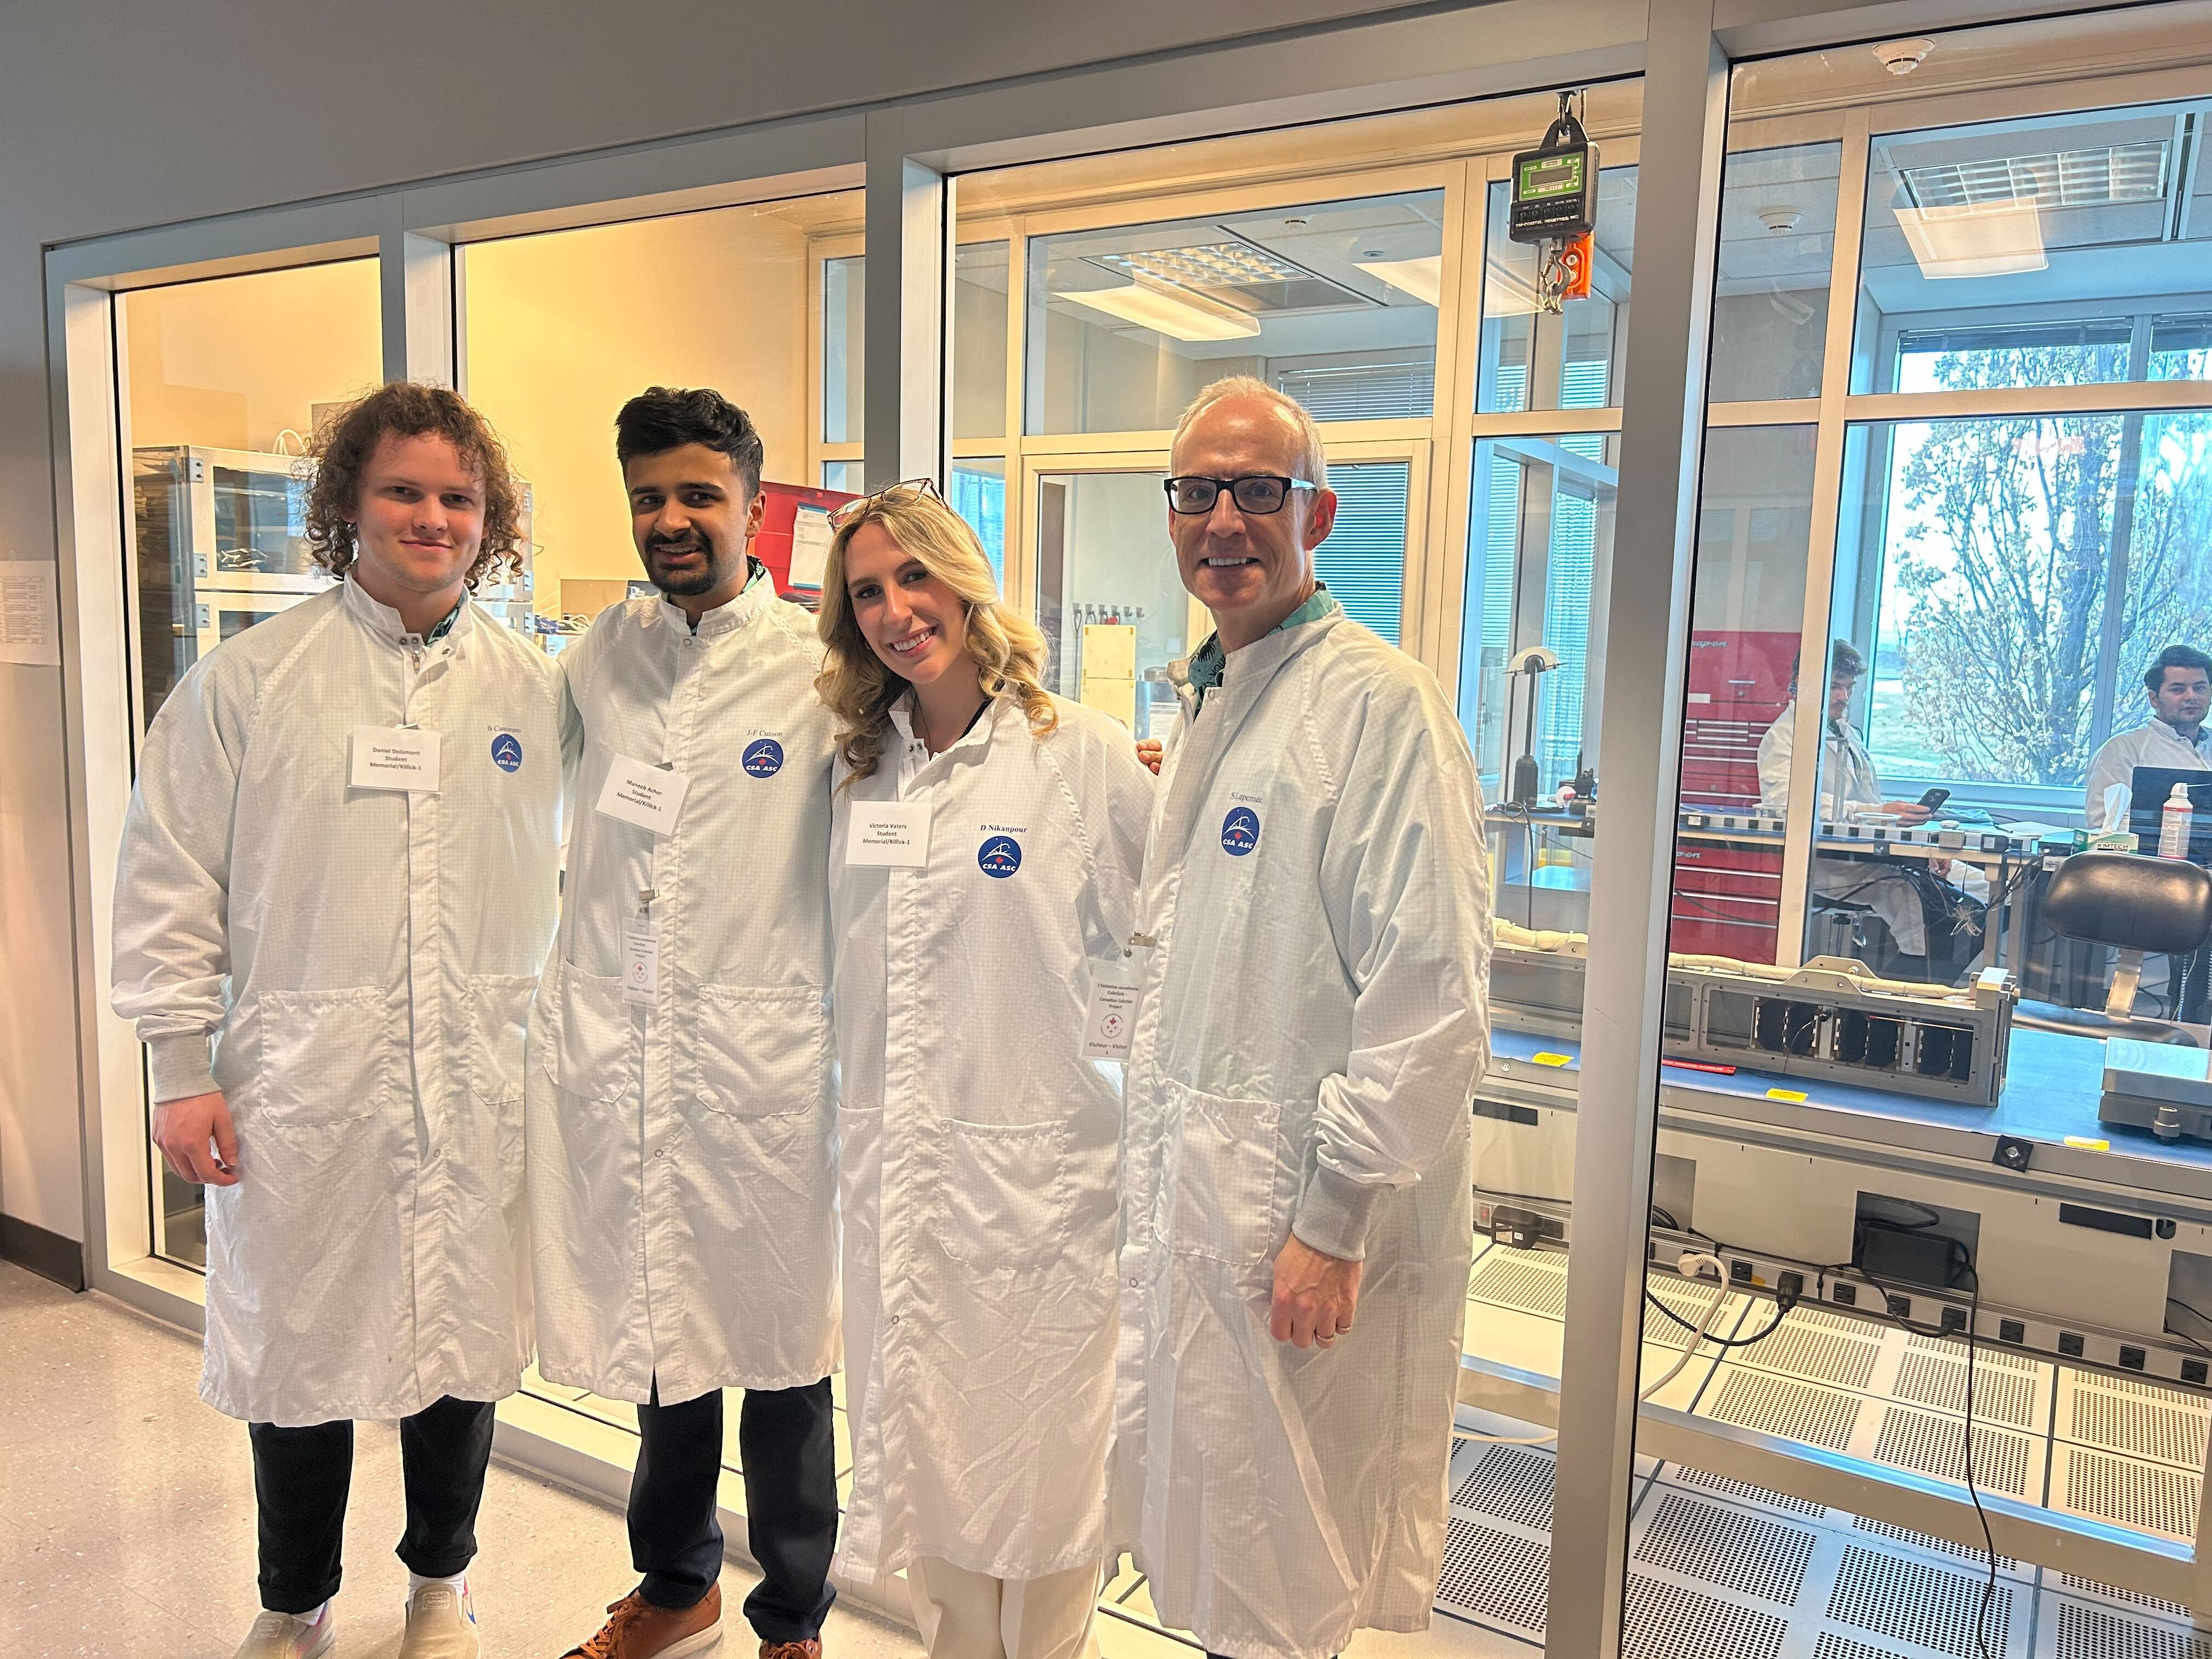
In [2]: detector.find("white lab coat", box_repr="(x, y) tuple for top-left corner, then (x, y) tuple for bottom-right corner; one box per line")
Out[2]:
(527, 582), (840, 1405)
(111, 579), (561, 1427)
(1118, 603), (1491, 1659)
(1758, 701), (1940, 957)
(829, 692), (1153, 1585)
(2084, 718), (2212, 827)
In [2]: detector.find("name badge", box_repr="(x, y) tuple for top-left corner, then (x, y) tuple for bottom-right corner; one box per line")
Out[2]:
(351, 726), (441, 792)
(596, 753), (691, 834)
(1081, 961), (1139, 1060)
(847, 800), (933, 868)
(622, 920), (659, 1007)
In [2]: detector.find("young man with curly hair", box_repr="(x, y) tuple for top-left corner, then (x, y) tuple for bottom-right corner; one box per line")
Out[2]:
(111, 382), (562, 1659)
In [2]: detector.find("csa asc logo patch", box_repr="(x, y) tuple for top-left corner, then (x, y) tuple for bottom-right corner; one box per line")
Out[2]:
(977, 834), (1023, 878)
(741, 738), (785, 778)
(489, 733), (523, 774)
(1220, 806), (1260, 856)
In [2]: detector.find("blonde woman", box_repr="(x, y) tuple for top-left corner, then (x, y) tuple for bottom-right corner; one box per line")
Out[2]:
(819, 483), (1152, 1659)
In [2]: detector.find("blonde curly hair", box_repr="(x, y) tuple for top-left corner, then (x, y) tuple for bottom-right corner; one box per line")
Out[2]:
(815, 487), (1056, 782)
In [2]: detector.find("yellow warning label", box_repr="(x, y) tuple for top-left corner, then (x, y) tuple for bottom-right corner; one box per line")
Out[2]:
(1765, 1088), (1809, 1104)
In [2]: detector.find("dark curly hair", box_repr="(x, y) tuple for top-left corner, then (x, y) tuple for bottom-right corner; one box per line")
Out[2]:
(614, 385), (764, 496)
(303, 382), (526, 590)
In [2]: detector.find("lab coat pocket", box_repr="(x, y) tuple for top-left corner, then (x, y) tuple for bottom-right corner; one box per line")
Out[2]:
(466, 974), (538, 1105)
(938, 1118), (1071, 1273)
(689, 984), (829, 1119)
(253, 987), (397, 1128)
(1164, 1081), (1288, 1271)
(551, 960), (639, 1105)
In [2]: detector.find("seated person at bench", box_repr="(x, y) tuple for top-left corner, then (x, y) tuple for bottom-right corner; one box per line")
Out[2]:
(1759, 639), (1985, 984)
(2084, 644), (2212, 829)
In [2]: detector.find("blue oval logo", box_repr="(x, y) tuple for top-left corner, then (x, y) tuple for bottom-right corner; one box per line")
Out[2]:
(978, 835), (1023, 879)
(490, 733), (523, 774)
(742, 738), (785, 778)
(1221, 806), (1260, 856)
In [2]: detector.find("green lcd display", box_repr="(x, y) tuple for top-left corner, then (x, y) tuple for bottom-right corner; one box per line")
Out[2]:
(1517, 153), (1584, 200)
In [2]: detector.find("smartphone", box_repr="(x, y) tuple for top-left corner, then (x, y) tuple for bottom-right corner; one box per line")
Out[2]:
(1917, 787), (1951, 811)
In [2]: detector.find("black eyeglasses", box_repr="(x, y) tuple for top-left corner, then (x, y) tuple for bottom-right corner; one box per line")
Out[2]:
(1163, 474), (1317, 516)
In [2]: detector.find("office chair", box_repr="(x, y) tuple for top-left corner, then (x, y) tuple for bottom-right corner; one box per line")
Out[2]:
(2011, 852), (2212, 1046)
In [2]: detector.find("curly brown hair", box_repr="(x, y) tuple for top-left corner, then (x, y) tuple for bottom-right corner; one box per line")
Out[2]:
(303, 382), (526, 590)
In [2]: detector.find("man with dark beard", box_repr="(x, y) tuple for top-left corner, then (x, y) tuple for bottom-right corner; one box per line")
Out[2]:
(531, 387), (842, 1659)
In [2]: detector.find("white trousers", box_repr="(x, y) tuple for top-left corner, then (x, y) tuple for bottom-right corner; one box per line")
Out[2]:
(906, 1556), (1102, 1659)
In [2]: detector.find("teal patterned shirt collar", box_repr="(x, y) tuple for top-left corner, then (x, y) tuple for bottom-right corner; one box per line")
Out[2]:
(1186, 582), (1339, 709)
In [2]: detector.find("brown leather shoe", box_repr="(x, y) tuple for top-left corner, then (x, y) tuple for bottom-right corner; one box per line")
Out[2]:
(560, 1583), (723, 1658)
(760, 1643), (821, 1659)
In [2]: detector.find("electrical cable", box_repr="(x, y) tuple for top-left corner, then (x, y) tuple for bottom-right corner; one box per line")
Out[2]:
(1643, 1285), (1796, 1349)
(2165, 1295), (2212, 1356)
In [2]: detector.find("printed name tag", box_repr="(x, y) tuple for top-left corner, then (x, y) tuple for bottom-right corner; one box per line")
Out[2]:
(351, 726), (441, 792)
(622, 921), (659, 1007)
(846, 800), (933, 868)
(1082, 962), (1139, 1060)
(596, 753), (691, 834)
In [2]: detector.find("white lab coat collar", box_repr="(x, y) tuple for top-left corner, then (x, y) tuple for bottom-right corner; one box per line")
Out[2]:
(644, 566), (778, 639)
(341, 574), (478, 648)
(1170, 602), (1345, 718)
(888, 690), (1009, 790)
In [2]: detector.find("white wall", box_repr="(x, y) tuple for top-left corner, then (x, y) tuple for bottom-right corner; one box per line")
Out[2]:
(0, 0), (1465, 1252)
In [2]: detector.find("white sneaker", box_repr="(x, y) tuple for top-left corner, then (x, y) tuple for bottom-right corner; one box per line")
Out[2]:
(401, 1579), (481, 1659)
(234, 1607), (336, 1659)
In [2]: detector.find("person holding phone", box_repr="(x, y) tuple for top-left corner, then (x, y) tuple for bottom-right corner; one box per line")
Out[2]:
(817, 482), (1153, 1659)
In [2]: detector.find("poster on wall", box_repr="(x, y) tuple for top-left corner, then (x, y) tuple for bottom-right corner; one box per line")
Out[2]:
(0, 564), (60, 666)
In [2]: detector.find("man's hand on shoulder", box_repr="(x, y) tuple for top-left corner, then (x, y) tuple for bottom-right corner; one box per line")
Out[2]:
(1270, 1234), (1362, 1348)
(151, 1091), (240, 1186)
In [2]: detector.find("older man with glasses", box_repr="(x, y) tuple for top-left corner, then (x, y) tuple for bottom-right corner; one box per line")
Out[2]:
(1115, 375), (1492, 1659)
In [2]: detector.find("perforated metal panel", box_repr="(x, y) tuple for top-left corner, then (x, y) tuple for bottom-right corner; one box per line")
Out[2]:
(2056, 1573), (2191, 1620)
(1632, 1492), (1818, 1604)
(1451, 1442), (1553, 1531)
(1669, 1465), (1828, 1519)
(1706, 1368), (1864, 1450)
(1737, 1322), (1883, 1390)
(1826, 1545), (2013, 1657)
(2050, 1599), (2212, 1659)
(1852, 1516), (2021, 1576)
(1817, 1637), (1916, 1659)
(1468, 1252), (1569, 1319)
(1870, 1404), (2034, 1499)
(1908, 1331), (2042, 1374)
(1892, 1351), (2040, 1429)
(2059, 1446), (2202, 1541)
(1623, 1572), (1788, 1659)
(1437, 1514), (1549, 1638)
(2070, 1387), (2210, 1469)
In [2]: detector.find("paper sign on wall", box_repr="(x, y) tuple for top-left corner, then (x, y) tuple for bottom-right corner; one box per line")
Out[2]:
(0, 566), (61, 667)
(788, 506), (835, 591)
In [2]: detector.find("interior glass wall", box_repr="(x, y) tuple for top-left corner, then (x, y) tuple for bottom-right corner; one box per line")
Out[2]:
(117, 257), (384, 1270)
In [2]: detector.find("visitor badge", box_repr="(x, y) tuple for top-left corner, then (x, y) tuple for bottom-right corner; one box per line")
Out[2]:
(1082, 961), (1139, 1060)
(350, 726), (441, 792)
(596, 753), (691, 834)
(847, 800), (933, 868)
(622, 919), (659, 1007)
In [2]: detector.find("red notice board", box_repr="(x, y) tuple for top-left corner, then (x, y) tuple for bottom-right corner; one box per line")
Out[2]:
(753, 481), (861, 603)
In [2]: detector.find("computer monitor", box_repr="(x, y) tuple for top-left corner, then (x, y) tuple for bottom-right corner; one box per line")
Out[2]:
(2129, 766), (2212, 862)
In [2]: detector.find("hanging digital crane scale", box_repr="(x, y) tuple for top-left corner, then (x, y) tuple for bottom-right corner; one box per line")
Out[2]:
(1509, 95), (1598, 242)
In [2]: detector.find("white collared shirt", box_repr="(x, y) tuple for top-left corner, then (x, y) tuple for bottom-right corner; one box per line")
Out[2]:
(2085, 717), (2212, 827)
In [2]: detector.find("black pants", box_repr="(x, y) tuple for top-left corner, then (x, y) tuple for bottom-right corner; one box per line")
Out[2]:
(249, 1395), (495, 1615)
(630, 1377), (839, 1642)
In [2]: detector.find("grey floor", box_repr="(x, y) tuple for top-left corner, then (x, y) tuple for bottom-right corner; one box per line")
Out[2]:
(0, 1261), (925, 1659)
(0, 1262), (1526, 1659)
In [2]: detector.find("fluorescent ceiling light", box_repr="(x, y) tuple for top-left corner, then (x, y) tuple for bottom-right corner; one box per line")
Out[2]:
(1899, 140), (2167, 212)
(1895, 197), (2047, 279)
(1355, 255), (1443, 306)
(1054, 280), (1261, 341)
(1098, 242), (1310, 289)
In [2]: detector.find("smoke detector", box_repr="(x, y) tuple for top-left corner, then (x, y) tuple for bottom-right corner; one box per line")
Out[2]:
(1872, 37), (1934, 76)
(1755, 205), (1803, 234)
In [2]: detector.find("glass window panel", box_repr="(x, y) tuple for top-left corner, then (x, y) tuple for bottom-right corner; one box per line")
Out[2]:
(1671, 427), (1816, 965)
(1314, 460), (1408, 645)
(1460, 433), (1616, 797)
(823, 252), (865, 443)
(1477, 166), (1638, 413)
(953, 243), (1010, 441)
(1710, 143), (1838, 403)
(1024, 191), (1444, 437)
(119, 255), (384, 1271)
(1031, 469), (1181, 736)
(462, 191), (860, 625)
(950, 458), (1007, 585)
(822, 460), (864, 492)
(1854, 100), (2212, 394)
